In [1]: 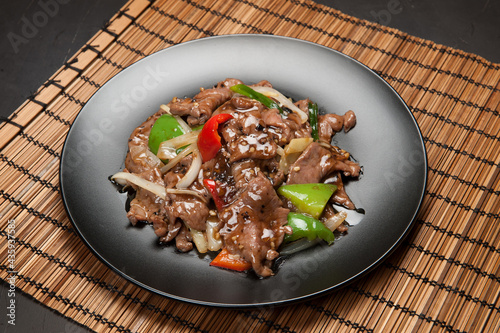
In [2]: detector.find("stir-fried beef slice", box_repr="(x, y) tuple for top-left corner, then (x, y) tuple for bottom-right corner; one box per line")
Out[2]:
(168, 83), (233, 126)
(219, 176), (290, 277)
(175, 224), (193, 252)
(125, 108), (167, 174)
(287, 142), (361, 185)
(231, 157), (285, 191)
(126, 168), (166, 226)
(162, 155), (210, 231)
(215, 78), (243, 88)
(324, 172), (356, 210)
(201, 150), (238, 204)
(153, 218), (181, 242)
(318, 110), (357, 143)
(219, 99), (278, 163)
(321, 204), (349, 233)
(343, 110), (356, 131)
(164, 193), (209, 231)
(262, 101), (312, 145)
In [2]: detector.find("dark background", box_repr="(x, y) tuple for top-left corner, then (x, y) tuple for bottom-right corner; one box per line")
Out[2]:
(1, 0), (499, 332)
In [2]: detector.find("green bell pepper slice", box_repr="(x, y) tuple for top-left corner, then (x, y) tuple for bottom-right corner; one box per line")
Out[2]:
(284, 213), (335, 245)
(148, 114), (186, 155)
(278, 183), (337, 219)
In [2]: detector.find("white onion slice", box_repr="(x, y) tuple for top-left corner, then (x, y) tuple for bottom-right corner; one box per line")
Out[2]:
(160, 104), (171, 114)
(111, 172), (166, 199)
(278, 138), (313, 174)
(157, 146), (178, 160)
(252, 86), (309, 123)
(206, 218), (222, 252)
(158, 130), (200, 151)
(175, 145), (202, 189)
(129, 145), (162, 168)
(189, 228), (208, 253)
(173, 115), (192, 133)
(165, 188), (207, 203)
(323, 211), (347, 232)
(160, 144), (195, 174)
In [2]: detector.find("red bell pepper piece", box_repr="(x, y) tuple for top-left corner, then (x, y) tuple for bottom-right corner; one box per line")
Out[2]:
(203, 179), (225, 211)
(210, 248), (252, 272)
(197, 113), (234, 162)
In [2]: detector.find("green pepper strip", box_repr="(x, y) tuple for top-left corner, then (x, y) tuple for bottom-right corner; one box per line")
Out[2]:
(148, 114), (186, 155)
(308, 102), (319, 141)
(278, 183), (337, 219)
(284, 213), (335, 245)
(230, 84), (283, 114)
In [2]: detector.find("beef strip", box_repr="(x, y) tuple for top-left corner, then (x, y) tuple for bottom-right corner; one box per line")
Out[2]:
(123, 107), (168, 226)
(287, 142), (361, 184)
(168, 78), (242, 126)
(126, 168), (166, 226)
(219, 97), (279, 163)
(318, 110), (357, 143)
(125, 108), (167, 174)
(162, 155), (210, 232)
(287, 142), (360, 209)
(231, 158), (285, 190)
(218, 175), (290, 277)
(323, 172), (356, 210)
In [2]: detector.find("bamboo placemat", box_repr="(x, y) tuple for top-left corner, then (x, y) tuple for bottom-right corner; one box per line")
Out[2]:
(1, 0), (499, 332)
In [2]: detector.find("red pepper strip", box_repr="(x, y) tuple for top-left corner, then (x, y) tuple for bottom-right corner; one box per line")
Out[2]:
(210, 248), (252, 272)
(197, 113), (234, 162)
(203, 179), (225, 211)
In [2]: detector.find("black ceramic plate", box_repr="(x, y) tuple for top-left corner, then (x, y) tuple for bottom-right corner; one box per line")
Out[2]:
(60, 35), (427, 307)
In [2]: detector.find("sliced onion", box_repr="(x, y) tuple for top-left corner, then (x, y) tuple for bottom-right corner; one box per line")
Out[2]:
(206, 218), (222, 252)
(160, 144), (195, 174)
(278, 138), (313, 174)
(332, 204), (365, 226)
(174, 115), (192, 133)
(284, 137), (313, 155)
(129, 145), (162, 168)
(189, 228), (208, 253)
(323, 210), (347, 232)
(160, 104), (171, 114)
(276, 145), (285, 157)
(165, 188), (207, 203)
(252, 86), (309, 123)
(157, 130), (200, 153)
(157, 131), (200, 160)
(176, 145), (202, 189)
(157, 145), (178, 160)
(111, 172), (166, 199)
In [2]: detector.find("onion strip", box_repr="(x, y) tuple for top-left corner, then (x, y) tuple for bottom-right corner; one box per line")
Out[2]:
(111, 172), (166, 199)
(157, 130), (201, 160)
(174, 115), (192, 133)
(252, 86), (309, 123)
(111, 171), (206, 202)
(189, 227), (208, 253)
(323, 211), (347, 232)
(176, 145), (202, 189)
(206, 218), (222, 251)
(159, 130), (200, 150)
(160, 144), (195, 174)
(166, 188), (207, 203)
